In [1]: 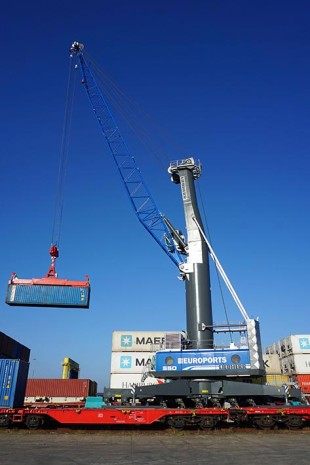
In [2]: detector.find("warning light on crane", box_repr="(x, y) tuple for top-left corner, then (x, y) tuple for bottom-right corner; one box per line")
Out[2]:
(5, 246), (90, 308)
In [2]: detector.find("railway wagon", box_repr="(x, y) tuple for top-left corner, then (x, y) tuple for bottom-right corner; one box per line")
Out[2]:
(1, 405), (310, 431)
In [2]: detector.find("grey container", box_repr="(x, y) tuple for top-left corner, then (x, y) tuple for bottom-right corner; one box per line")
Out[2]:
(0, 359), (29, 407)
(6, 284), (90, 308)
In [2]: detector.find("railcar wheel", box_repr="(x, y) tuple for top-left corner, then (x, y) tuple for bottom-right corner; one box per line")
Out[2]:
(198, 416), (217, 430)
(253, 415), (276, 430)
(0, 415), (11, 427)
(286, 416), (303, 430)
(167, 416), (186, 430)
(25, 415), (44, 430)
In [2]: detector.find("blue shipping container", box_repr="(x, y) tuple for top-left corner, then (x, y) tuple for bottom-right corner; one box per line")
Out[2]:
(6, 284), (90, 308)
(0, 359), (29, 407)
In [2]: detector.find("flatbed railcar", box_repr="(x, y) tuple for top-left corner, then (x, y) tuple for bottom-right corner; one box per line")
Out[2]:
(1, 405), (310, 431)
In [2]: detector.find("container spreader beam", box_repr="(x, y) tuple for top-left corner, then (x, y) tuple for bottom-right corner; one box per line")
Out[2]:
(6, 246), (90, 308)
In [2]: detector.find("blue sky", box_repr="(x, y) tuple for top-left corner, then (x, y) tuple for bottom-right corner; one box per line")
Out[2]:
(1, 1), (309, 390)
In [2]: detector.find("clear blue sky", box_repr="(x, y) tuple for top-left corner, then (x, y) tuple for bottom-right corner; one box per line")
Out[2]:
(1, 1), (309, 390)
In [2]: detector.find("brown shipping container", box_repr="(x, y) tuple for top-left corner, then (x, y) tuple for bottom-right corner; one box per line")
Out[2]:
(26, 379), (97, 398)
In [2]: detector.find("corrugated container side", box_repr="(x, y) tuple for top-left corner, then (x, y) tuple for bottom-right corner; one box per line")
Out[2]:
(264, 374), (290, 386)
(265, 341), (281, 356)
(112, 331), (181, 352)
(286, 335), (310, 355)
(292, 375), (310, 393)
(110, 373), (165, 389)
(281, 354), (310, 375)
(111, 352), (155, 374)
(0, 359), (29, 407)
(6, 284), (90, 308)
(25, 379), (97, 397)
(0, 332), (30, 362)
(266, 335), (310, 358)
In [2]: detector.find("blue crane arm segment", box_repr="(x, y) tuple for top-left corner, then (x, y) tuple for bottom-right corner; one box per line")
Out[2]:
(70, 42), (183, 267)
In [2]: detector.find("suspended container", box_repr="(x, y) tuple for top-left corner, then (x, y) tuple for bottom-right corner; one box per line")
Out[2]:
(5, 246), (90, 309)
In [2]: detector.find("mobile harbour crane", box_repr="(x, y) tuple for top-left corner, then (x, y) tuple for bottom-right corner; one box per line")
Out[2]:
(68, 42), (304, 408)
(1, 42), (310, 431)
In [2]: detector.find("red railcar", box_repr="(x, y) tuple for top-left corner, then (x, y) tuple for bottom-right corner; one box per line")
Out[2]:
(0, 404), (310, 431)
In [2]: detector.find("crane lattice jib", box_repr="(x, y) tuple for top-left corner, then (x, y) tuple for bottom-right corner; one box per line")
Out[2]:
(71, 43), (181, 267)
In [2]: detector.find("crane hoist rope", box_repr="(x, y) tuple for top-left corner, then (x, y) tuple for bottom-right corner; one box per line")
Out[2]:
(51, 56), (77, 260)
(5, 51), (90, 308)
(196, 180), (233, 342)
(83, 51), (187, 169)
(70, 41), (185, 268)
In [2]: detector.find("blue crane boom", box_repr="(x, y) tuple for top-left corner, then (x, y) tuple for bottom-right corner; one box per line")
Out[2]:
(70, 42), (183, 268)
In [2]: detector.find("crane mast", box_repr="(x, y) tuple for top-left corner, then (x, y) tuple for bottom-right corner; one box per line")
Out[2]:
(169, 159), (213, 350)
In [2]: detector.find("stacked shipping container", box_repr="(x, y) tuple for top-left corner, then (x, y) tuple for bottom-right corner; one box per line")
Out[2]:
(0, 332), (30, 407)
(0, 359), (29, 407)
(0, 332), (30, 362)
(110, 331), (181, 389)
(265, 334), (310, 396)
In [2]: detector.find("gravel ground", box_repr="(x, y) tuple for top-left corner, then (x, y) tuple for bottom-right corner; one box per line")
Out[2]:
(0, 428), (310, 465)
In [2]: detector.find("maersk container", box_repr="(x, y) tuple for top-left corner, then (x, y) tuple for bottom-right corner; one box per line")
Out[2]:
(0, 359), (29, 407)
(266, 335), (310, 359)
(281, 354), (310, 375)
(112, 331), (182, 352)
(6, 284), (90, 308)
(282, 335), (310, 356)
(110, 352), (156, 374)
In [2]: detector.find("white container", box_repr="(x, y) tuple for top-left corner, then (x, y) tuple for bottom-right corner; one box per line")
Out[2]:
(265, 341), (281, 356)
(112, 331), (182, 352)
(110, 373), (164, 389)
(110, 352), (156, 374)
(284, 335), (310, 356)
(280, 353), (310, 375)
(266, 335), (310, 359)
(24, 396), (85, 404)
(263, 353), (281, 374)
